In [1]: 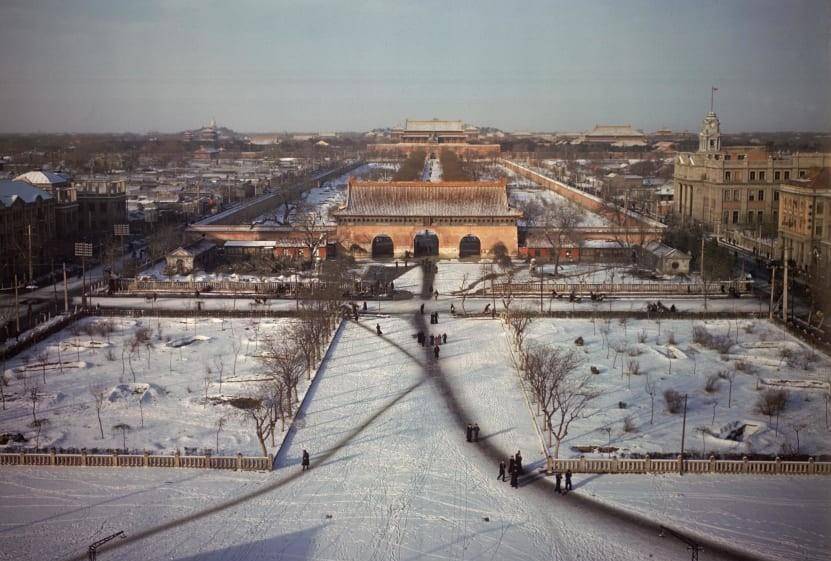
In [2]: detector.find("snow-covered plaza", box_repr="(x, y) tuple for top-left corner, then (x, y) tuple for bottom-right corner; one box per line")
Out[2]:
(1, 265), (830, 561)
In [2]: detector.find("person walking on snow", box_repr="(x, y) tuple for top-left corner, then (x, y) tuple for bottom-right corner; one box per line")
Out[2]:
(376, 323), (382, 335)
(510, 468), (519, 488)
(554, 472), (562, 494)
(450, 303), (456, 315)
(301, 450), (310, 471)
(420, 303), (425, 315)
(429, 334), (435, 345)
(434, 290), (439, 301)
(466, 424), (473, 442)
(442, 333), (447, 344)
(362, 301), (367, 311)
(565, 469), (573, 492)
(473, 423), (480, 442)
(497, 460), (506, 481)
(433, 345), (440, 359)
(515, 451), (523, 474)
(508, 457), (515, 476)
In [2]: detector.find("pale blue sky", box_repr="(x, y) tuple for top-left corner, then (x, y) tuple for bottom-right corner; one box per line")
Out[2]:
(1, 0), (828, 133)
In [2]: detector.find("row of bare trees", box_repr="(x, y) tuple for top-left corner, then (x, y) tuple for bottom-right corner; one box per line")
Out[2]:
(242, 271), (347, 456)
(505, 311), (599, 465)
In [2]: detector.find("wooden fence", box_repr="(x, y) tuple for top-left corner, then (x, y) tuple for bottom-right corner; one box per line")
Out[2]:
(0, 450), (272, 471)
(549, 455), (830, 475)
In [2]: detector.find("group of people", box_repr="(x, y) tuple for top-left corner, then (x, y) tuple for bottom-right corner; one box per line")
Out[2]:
(497, 450), (524, 488)
(429, 311), (440, 324)
(416, 331), (447, 347)
(553, 469), (573, 494)
(465, 423), (480, 442)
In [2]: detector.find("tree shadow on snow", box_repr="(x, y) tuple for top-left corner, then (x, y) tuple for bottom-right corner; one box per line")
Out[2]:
(171, 523), (328, 561)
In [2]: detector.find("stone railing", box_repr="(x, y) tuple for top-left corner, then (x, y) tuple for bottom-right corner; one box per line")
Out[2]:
(486, 279), (753, 296)
(0, 450), (273, 471)
(550, 455), (830, 475)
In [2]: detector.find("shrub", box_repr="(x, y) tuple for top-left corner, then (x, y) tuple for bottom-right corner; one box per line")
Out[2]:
(692, 326), (733, 354)
(734, 359), (752, 373)
(756, 389), (788, 417)
(664, 389), (684, 414)
(627, 345), (642, 357)
(704, 374), (721, 393)
(627, 359), (641, 376)
(667, 330), (677, 345)
(623, 416), (638, 433)
(637, 330), (647, 344)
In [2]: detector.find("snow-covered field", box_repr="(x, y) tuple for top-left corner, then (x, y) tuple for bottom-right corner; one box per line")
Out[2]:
(0, 317), (304, 456)
(1, 316), (828, 561)
(523, 318), (831, 458)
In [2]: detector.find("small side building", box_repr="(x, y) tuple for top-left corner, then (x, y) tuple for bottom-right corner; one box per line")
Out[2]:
(165, 239), (216, 274)
(639, 241), (691, 275)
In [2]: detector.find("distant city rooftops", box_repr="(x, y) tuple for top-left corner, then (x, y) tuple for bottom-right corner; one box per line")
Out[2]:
(14, 170), (70, 186)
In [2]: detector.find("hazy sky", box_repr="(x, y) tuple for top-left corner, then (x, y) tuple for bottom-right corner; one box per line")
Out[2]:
(1, 0), (828, 133)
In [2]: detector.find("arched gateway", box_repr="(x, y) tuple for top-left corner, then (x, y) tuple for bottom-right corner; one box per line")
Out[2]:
(332, 179), (522, 258)
(413, 231), (439, 257)
(459, 235), (481, 258)
(371, 235), (394, 258)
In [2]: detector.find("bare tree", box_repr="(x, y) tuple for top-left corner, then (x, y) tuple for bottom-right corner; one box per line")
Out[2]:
(231, 337), (241, 378)
(457, 272), (470, 315)
(522, 344), (592, 459)
(294, 202), (326, 265)
(112, 423), (131, 451)
(35, 350), (49, 386)
(29, 385), (41, 425)
(212, 356), (225, 394)
(203, 368), (212, 404)
(215, 416), (226, 453)
(791, 422), (807, 454)
(260, 335), (305, 420)
(725, 370), (737, 408)
(526, 199), (586, 276)
(238, 389), (275, 457)
(645, 375), (657, 424)
(89, 384), (107, 439)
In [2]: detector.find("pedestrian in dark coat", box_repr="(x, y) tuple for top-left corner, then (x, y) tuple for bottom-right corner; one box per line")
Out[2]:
(565, 469), (572, 492)
(376, 323), (382, 335)
(484, 303), (490, 313)
(510, 469), (518, 488)
(434, 312), (439, 324)
(434, 290), (439, 301)
(473, 423), (480, 442)
(362, 301), (367, 311)
(429, 334), (435, 345)
(515, 451), (523, 474)
(433, 345), (440, 359)
(466, 424), (472, 442)
(498, 460), (506, 481)
(450, 304), (456, 315)
(554, 472), (562, 494)
(442, 333), (447, 344)
(508, 457), (515, 475)
(420, 303), (425, 315)
(301, 450), (310, 471)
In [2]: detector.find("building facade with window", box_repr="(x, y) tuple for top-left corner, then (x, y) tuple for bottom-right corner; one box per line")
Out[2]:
(673, 111), (831, 235)
(778, 168), (830, 287)
(0, 180), (56, 286)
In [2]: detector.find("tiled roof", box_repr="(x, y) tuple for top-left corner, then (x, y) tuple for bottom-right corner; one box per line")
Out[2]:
(404, 119), (465, 132)
(0, 180), (53, 207)
(14, 170), (70, 186)
(334, 180), (521, 218)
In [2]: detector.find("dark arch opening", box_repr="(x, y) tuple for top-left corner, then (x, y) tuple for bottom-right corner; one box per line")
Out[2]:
(413, 231), (439, 257)
(371, 235), (394, 258)
(459, 235), (481, 258)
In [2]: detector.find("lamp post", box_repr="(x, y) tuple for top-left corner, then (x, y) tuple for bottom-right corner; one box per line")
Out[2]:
(74, 242), (93, 307)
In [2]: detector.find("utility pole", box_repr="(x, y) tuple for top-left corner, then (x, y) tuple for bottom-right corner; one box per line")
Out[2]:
(680, 394), (688, 474)
(783, 245), (789, 322)
(769, 265), (776, 321)
(700, 236), (707, 311)
(13, 274), (20, 333)
(27, 224), (33, 286)
(62, 263), (69, 313)
(51, 258), (58, 311)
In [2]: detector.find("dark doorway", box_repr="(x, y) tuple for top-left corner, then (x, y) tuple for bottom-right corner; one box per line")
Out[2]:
(371, 235), (394, 258)
(413, 231), (439, 257)
(459, 235), (481, 258)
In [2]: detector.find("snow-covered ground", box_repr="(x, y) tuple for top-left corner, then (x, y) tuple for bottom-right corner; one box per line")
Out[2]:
(1, 316), (827, 561)
(522, 318), (831, 458)
(0, 317), (305, 456)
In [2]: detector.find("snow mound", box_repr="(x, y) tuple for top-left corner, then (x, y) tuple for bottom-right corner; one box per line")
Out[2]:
(165, 335), (211, 348)
(761, 378), (830, 392)
(61, 340), (110, 350)
(106, 383), (166, 404)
